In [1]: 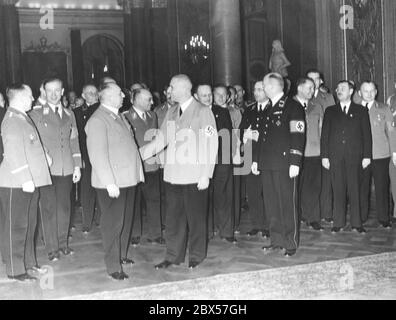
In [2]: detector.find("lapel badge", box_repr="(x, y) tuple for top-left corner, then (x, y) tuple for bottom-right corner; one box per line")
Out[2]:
(350, 113), (353, 118)
(29, 133), (35, 142)
(43, 107), (49, 115)
(276, 120), (281, 127)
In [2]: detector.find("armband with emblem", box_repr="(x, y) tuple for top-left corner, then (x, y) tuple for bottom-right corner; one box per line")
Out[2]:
(290, 120), (305, 133)
(204, 125), (216, 137)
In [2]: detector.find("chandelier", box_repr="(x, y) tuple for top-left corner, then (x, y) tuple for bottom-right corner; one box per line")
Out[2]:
(183, 35), (210, 65)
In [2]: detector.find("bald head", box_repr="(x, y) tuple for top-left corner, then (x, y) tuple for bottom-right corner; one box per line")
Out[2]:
(195, 84), (213, 107)
(7, 84), (34, 112)
(99, 83), (125, 109)
(169, 74), (193, 104)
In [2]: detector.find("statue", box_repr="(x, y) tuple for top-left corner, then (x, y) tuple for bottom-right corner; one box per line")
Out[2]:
(269, 40), (291, 77)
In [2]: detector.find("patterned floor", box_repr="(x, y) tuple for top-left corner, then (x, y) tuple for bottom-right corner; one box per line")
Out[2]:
(0, 207), (395, 300)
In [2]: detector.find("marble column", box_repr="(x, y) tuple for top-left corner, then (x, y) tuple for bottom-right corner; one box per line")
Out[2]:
(0, 0), (22, 90)
(210, 0), (242, 85)
(119, 0), (153, 87)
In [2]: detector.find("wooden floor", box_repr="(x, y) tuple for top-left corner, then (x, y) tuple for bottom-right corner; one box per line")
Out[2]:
(0, 206), (395, 300)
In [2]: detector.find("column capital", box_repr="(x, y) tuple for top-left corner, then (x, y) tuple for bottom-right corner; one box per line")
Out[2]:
(118, 0), (167, 13)
(0, 0), (19, 6)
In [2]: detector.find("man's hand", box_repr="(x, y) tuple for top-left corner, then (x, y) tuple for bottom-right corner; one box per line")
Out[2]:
(106, 184), (120, 198)
(243, 126), (259, 144)
(362, 158), (371, 169)
(393, 153), (396, 167)
(197, 177), (210, 190)
(289, 165), (300, 179)
(251, 162), (260, 175)
(46, 153), (53, 167)
(22, 181), (35, 193)
(322, 158), (330, 170)
(73, 167), (81, 183)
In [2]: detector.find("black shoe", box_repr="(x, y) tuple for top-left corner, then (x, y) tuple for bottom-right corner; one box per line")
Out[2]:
(59, 247), (74, 256)
(331, 227), (343, 234)
(284, 249), (297, 257)
(121, 258), (135, 265)
(261, 230), (270, 238)
(379, 221), (392, 229)
(82, 228), (90, 235)
(188, 260), (201, 269)
(147, 237), (165, 245)
(309, 222), (324, 231)
(8, 273), (37, 283)
(109, 271), (129, 281)
(130, 237), (141, 246)
(246, 229), (260, 236)
(352, 227), (367, 234)
(222, 237), (237, 244)
(155, 260), (177, 270)
(48, 251), (60, 262)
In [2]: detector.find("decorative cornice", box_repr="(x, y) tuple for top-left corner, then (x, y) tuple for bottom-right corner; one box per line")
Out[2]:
(117, 0), (166, 13)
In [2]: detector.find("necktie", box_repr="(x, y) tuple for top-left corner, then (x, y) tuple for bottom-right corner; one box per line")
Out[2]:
(365, 102), (369, 109)
(55, 106), (61, 119)
(142, 112), (147, 122)
(179, 108), (183, 117)
(266, 100), (272, 109)
(343, 106), (347, 114)
(303, 103), (307, 110)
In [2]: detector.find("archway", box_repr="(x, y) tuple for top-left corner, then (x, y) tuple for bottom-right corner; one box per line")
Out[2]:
(82, 34), (125, 87)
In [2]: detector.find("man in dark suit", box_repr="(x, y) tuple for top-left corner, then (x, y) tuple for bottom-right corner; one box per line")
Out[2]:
(252, 73), (306, 257)
(74, 84), (100, 233)
(195, 84), (236, 243)
(307, 69), (336, 223)
(239, 81), (270, 238)
(321, 80), (372, 234)
(123, 89), (164, 245)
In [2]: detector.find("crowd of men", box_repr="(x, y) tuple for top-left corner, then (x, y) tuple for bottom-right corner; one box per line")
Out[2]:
(0, 69), (395, 283)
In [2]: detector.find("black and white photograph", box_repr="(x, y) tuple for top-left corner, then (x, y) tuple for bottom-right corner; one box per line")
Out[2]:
(0, 0), (395, 304)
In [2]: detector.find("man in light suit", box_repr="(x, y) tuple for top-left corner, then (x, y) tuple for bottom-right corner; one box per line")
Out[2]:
(359, 81), (396, 229)
(307, 69), (336, 223)
(29, 78), (82, 262)
(124, 89), (164, 245)
(141, 74), (218, 269)
(0, 84), (52, 282)
(86, 83), (144, 280)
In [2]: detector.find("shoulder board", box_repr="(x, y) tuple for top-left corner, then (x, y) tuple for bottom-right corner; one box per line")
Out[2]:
(246, 102), (256, 109)
(279, 96), (288, 108)
(33, 105), (42, 110)
(122, 110), (129, 115)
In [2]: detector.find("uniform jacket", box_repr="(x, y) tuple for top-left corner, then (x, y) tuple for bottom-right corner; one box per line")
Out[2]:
(310, 90), (335, 113)
(0, 108), (51, 188)
(141, 98), (218, 185)
(211, 104), (234, 165)
(73, 102), (100, 167)
(366, 101), (396, 160)
(29, 103), (82, 176)
(85, 105), (144, 189)
(321, 102), (372, 165)
(154, 102), (175, 128)
(253, 96), (306, 171)
(123, 108), (160, 173)
(294, 97), (323, 158)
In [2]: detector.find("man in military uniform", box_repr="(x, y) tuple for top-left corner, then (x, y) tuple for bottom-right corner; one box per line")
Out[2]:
(124, 88), (164, 245)
(306, 69), (336, 223)
(195, 84), (236, 243)
(387, 82), (396, 222)
(239, 81), (270, 238)
(86, 83), (144, 280)
(252, 73), (306, 257)
(29, 78), (82, 261)
(141, 74), (218, 269)
(321, 80), (372, 234)
(0, 84), (52, 282)
(359, 81), (396, 229)
(74, 84), (100, 234)
(295, 78), (324, 231)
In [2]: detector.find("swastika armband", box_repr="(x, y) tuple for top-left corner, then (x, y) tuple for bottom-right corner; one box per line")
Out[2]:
(204, 125), (216, 137)
(290, 121), (305, 133)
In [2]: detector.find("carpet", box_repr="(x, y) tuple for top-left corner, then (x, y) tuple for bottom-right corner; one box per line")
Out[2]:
(64, 252), (396, 300)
